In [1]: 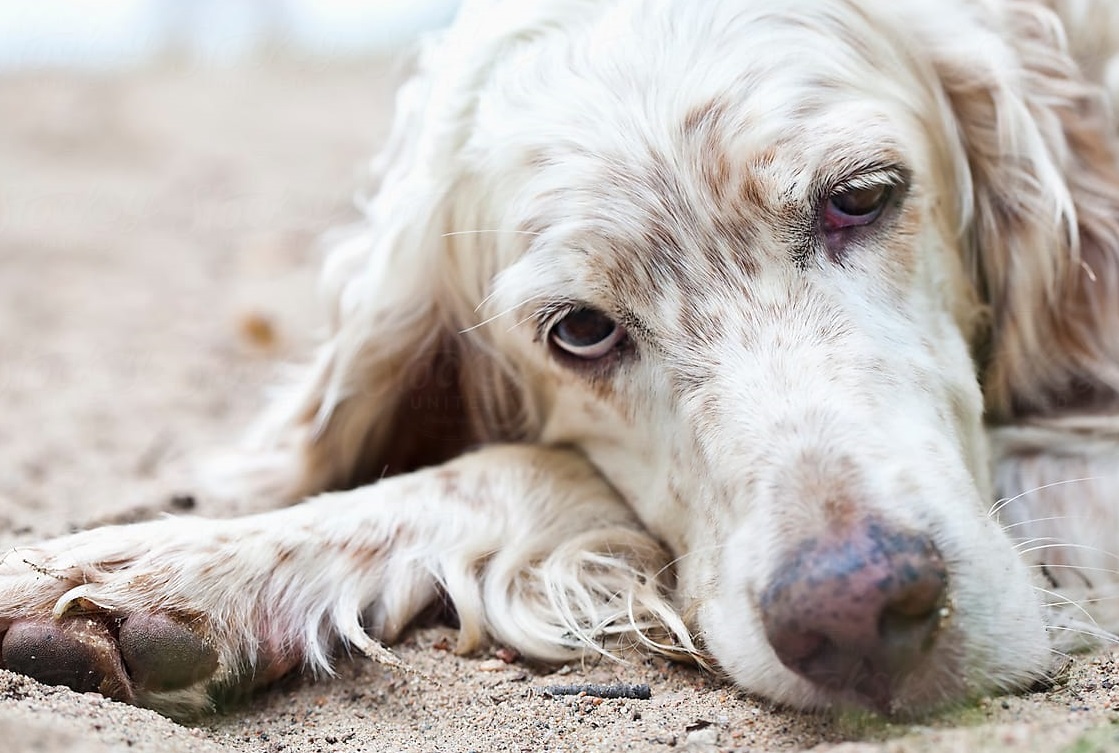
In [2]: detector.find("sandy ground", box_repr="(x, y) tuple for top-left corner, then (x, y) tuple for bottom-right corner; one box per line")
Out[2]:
(2, 60), (1119, 753)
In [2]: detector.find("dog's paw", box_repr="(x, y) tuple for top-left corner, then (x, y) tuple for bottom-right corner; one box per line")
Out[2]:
(0, 520), (300, 717)
(1, 612), (220, 702)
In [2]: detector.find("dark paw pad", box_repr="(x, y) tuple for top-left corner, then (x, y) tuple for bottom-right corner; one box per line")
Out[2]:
(1, 617), (133, 701)
(119, 612), (219, 692)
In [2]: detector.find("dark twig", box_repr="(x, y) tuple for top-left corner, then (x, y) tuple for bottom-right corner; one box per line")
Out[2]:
(538, 683), (652, 700)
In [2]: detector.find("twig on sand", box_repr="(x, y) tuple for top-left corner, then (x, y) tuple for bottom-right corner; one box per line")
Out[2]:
(538, 683), (652, 700)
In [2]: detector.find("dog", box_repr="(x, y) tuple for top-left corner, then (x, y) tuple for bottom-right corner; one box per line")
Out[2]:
(2, 0), (1119, 720)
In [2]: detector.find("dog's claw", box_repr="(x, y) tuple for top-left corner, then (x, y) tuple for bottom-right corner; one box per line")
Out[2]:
(1, 617), (134, 702)
(119, 612), (219, 692)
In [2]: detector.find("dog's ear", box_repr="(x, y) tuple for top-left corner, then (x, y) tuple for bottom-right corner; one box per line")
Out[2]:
(219, 67), (529, 502)
(932, 5), (1119, 420)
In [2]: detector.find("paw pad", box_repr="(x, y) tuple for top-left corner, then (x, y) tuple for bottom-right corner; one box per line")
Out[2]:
(119, 612), (218, 692)
(1, 617), (133, 702)
(0, 612), (220, 703)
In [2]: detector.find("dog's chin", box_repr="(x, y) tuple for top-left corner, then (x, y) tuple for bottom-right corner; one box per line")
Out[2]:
(697, 603), (920, 717)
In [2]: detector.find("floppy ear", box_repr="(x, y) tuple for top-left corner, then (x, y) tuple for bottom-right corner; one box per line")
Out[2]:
(207, 3), (601, 503)
(216, 44), (534, 502)
(931, 4), (1119, 420)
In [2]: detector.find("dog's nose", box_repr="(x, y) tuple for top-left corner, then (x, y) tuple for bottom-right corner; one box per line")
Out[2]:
(759, 519), (948, 712)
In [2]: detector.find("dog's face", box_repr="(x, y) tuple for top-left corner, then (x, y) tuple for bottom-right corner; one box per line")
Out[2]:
(460, 0), (1053, 712)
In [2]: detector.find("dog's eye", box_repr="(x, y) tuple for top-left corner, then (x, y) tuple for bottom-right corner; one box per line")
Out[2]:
(550, 308), (627, 360)
(822, 183), (891, 232)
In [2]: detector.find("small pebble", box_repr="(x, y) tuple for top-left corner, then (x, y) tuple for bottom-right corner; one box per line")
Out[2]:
(495, 646), (520, 664)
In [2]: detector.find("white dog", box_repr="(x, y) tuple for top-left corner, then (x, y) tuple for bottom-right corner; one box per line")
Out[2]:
(3, 0), (1119, 719)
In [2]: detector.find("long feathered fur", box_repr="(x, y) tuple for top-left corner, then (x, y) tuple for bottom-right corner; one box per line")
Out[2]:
(3, 0), (1119, 720)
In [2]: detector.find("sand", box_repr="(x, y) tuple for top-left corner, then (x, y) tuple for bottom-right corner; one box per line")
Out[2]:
(1, 60), (1118, 753)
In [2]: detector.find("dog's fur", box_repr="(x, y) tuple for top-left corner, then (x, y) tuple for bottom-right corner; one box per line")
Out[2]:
(3, 0), (1119, 719)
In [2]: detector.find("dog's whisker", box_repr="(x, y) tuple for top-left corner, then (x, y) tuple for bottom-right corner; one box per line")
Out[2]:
(1028, 563), (1119, 577)
(1033, 586), (1101, 625)
(441, 229), (542, 239)
(1011, 536), (1066, 550)
(1045, 624), (1119, 645)
(1000, 515), (1079, 532)
(473, 288), (501, 314)
(1046, 646), (1075, 662)
(459, 294), (545, 334)
(1018, 542), (1119, 562)
(987, 476), (1100, 518)
(1038, 592), (1119, 607)
(508, 309), (545, 333)
(653, 544), (727, 582)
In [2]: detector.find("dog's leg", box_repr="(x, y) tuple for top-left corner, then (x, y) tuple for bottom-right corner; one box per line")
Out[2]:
(0, 445), (675, 718)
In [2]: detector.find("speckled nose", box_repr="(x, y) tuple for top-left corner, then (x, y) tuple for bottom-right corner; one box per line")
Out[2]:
(759, 520), (948, 712)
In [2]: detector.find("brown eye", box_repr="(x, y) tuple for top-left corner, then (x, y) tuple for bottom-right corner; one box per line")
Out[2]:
(550, 308), (627, 360)
(823, 184), (891, 231)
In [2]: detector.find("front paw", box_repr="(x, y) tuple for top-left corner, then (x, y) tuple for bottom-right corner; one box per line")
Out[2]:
(0, 524), (295, 717)
(1, 611), (217, 703)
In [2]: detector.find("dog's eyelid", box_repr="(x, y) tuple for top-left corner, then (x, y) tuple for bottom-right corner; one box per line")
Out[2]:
(531, 298), (622, 335)
(816, 164), (909, 263)
(831, 165), (908, 195)
(531, 301), (577, 341)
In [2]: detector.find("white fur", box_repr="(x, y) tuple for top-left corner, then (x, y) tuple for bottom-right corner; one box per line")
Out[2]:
(4, 0), (1119, 719)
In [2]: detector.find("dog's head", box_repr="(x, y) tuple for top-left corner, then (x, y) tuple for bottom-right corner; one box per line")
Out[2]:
(250, 0), (1119, 714)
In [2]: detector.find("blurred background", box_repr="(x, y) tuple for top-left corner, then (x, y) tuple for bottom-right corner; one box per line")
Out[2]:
(0, 1), (463, 528)
(0, 0), (460, 69)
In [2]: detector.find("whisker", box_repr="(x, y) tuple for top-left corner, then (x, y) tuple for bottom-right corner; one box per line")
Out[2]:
(1047, 646), (1075, 662)
(1012, 536), (1065, 550)
(1018, 542), (1119, 562)
(1039, 593), (1119, 607)
(508, 308), (546, 334)
(988, 476), (1100, 518)
(441, 229), (542, 238)
(1045, 624), (1119, 645)
(654, 543), (727, 582)
(1033, 586), (1099, 625)
(1001, 515), (1079, 532)
(459, 293), (545, 334)
(474, 288), (500, 314)
(1028, 563), (1119, 577)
